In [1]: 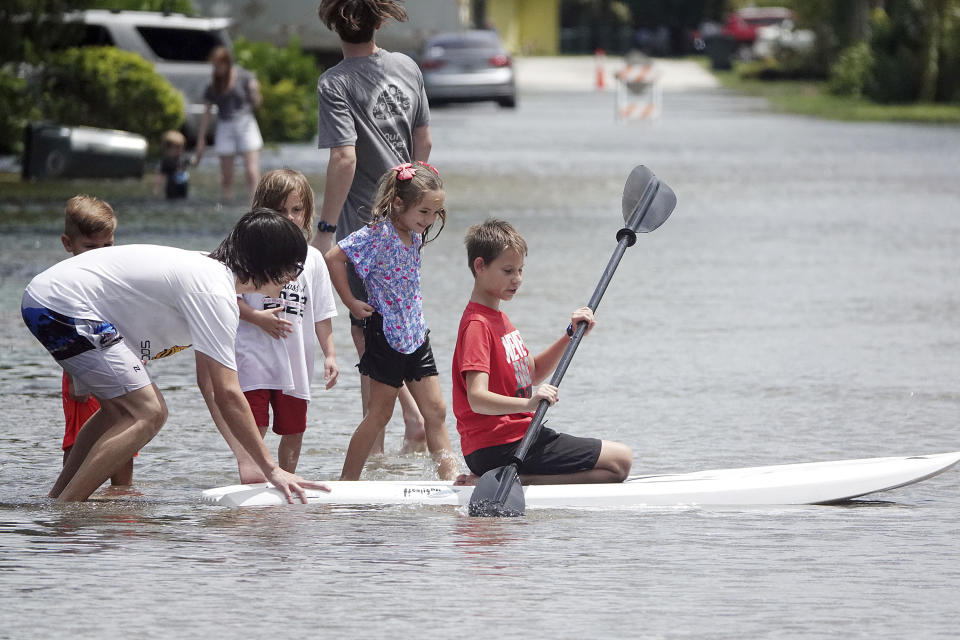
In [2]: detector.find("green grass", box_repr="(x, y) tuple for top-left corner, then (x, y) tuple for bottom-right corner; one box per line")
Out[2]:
(704, 60), (960, 125)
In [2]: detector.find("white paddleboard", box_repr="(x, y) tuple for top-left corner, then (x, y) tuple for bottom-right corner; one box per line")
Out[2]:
(201, 451), (960, 509)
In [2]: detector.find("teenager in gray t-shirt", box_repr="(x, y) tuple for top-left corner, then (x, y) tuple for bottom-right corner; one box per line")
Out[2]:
(313, 0), (434, 459)
(316, 50), (430, 244)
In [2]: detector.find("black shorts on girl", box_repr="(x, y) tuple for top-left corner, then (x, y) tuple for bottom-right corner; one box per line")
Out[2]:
(464, 426), (602, 477)
(358, 312), (438, 388)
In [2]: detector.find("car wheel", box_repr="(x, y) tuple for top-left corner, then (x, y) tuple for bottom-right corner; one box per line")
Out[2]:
(45, 149), (67, 178)
(497, 96), (517, 109)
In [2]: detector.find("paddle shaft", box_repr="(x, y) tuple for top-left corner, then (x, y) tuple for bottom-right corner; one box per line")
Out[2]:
(479, 172), (669, 514)
(512, 229), (636, 464)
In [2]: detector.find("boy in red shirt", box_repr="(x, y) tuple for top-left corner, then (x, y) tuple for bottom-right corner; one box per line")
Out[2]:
(452, 219), (633, 486)
(58, 195), (133, 486)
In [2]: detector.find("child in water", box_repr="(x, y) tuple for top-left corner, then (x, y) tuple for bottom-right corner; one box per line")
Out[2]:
(228, 169), (339, 481)
(325, 162), (458, 481)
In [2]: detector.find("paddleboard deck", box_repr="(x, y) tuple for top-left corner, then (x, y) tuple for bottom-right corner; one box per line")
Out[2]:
(201, 451), (960, 509)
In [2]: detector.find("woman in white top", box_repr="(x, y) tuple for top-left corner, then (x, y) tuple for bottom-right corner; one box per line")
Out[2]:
(195, 46), (264, 202)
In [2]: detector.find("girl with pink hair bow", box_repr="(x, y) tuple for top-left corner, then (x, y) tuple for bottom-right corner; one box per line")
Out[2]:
(324, 162), (459, 481)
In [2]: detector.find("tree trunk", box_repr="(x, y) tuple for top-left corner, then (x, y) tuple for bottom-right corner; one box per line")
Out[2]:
(918, 0), (948, 102)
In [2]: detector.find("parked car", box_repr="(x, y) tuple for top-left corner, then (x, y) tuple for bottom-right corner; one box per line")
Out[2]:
(723, 7), (796, 46)
(63, 10), (232, 145)
(419, 30), (516, 108)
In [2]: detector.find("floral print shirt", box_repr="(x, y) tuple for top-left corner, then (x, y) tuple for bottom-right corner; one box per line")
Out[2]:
(339, 219), (426, 354)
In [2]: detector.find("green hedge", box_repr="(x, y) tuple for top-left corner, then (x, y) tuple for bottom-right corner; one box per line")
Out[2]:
(0, 68), (41, 154)
(39, 46), (184, 145)
(234, 36), (319, 143)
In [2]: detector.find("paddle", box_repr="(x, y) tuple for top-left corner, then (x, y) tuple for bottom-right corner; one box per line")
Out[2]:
(467, 165), (677, 517)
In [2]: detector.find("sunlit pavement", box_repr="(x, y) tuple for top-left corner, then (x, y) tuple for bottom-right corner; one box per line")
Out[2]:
(514, 55), (719, 93)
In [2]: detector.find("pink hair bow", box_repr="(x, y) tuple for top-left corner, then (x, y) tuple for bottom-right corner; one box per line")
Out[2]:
(392, 163), (417, 181)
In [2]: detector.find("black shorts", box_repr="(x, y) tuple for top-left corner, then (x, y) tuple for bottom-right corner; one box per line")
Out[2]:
(464, 426), (602, 477)
(358, 313), (438, 388)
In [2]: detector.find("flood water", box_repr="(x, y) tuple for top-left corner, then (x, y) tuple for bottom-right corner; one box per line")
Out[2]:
(2, 68), (959, 638)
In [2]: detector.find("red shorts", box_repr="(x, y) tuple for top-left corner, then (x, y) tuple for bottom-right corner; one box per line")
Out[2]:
(243, 389), (307, 435)
(62, 373), (99, 450)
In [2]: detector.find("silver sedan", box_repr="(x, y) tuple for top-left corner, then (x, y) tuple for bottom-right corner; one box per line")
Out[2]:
(420, 30), (517, 108)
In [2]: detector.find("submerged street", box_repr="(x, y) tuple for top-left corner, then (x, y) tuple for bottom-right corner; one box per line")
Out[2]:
(1, 57), (959, 639)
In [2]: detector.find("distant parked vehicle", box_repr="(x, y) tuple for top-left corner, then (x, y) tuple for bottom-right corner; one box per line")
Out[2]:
(63, 10), (232, 145)
(721, 7), (796, 59)
(420, 30), (516, 108)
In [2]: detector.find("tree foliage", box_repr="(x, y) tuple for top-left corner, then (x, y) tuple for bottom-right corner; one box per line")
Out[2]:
(234, 36), (320, 143)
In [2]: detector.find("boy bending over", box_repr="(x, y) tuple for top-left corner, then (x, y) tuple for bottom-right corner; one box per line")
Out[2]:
(452, 219), (633, 486)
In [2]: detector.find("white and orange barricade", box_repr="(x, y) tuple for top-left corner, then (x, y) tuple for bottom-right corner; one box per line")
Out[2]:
(614, 61), (662, 122)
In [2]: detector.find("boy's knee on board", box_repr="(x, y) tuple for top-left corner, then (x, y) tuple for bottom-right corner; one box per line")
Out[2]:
(604, 441), (632, 482)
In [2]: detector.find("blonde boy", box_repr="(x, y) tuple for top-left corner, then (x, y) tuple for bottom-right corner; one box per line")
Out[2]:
(59, 195), (134, 485)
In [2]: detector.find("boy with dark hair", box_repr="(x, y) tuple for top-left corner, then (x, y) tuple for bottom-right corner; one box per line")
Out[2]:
(22, 209), (328, 502)
(452, 219), (633, 486)
(312, 0), (432, 454)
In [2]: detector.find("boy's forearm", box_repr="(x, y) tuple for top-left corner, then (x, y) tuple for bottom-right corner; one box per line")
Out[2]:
(412, 125), (432, 162)
(467, 390), (531, 415)
(318, 147), (356, 226)
(531, 334), (570, 385)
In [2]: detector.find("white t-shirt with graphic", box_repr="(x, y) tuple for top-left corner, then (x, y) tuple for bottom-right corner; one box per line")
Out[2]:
(236, 246), (337, 401)
(24, 245), (240, 369)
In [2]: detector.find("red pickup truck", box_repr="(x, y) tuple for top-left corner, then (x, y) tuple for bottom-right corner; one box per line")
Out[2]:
(723, 7), (796, 46)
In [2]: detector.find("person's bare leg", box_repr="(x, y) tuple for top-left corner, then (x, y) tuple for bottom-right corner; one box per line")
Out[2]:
(398, 384), (427, 454)
(54, 385), (168, 501)
(340, 380), (399, 480)
(219, 154), (235, 203)
(519, 441), (632, 485)
(278, 432), (303, 474)
(351, 322), (384, 455)
(404, 376), (458, 480)
(243, 149), (260, 201)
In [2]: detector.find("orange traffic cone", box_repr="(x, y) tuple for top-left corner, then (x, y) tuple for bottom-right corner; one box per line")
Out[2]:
(595, 48), (606, 90)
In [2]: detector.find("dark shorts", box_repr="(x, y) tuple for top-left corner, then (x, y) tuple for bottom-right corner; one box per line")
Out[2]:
(358, 313), (438, 388)
(464, 426), (602, 477)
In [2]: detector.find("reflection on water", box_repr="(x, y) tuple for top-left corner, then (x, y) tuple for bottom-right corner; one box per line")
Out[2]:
(2, 88), (960, 638)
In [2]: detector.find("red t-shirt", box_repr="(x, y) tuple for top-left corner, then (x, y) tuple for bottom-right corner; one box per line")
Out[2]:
(452, 301), (534, 456)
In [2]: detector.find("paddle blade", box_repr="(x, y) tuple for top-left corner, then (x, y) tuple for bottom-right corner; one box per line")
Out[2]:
(468, 465), (525, 517)
(621, 165), (677, 233)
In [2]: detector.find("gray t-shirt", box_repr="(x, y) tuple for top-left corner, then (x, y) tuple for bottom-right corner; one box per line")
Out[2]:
(316, 49), (430, 240)
(204, 68), (256, 121)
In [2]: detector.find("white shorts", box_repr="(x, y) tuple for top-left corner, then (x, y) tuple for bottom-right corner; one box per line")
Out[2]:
(60, 343), (152, 400)
(214, 112), (263, 155)
(21, 291), (152, 400)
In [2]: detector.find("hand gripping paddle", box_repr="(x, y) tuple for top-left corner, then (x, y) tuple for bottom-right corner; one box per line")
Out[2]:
(467, 165), (677, 517)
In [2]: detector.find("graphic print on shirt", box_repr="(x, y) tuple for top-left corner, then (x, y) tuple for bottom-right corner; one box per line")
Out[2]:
(278, 281), (308, 321)
(372, 84), (411, 119)
(501, 329), (532, 398)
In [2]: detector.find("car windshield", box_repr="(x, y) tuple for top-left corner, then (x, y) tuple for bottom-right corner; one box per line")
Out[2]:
(136, 26), (228, 61)
(427, 32), (500, 50)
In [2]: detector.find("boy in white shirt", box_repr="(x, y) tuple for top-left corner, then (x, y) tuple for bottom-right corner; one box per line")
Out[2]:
(21, 209), (329, 502)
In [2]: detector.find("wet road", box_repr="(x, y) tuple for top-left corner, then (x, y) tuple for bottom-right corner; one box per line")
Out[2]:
(2, 62), (960, 639)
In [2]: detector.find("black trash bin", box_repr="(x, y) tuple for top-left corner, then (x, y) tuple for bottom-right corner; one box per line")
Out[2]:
(703, 34), (735, 71)
(22, 122), (147, 180)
